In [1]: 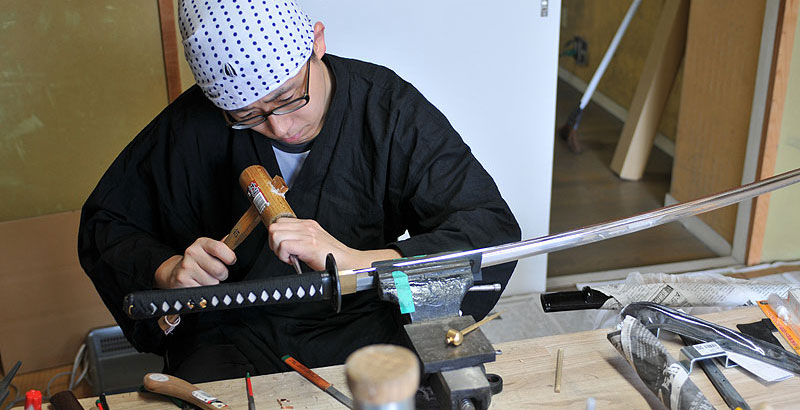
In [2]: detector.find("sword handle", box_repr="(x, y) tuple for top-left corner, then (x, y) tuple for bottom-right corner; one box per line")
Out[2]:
(540, 287), (611, 312)
(125, 272), (332, 319)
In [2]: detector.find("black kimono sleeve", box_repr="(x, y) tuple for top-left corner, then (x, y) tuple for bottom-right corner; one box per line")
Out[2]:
(79, 116), (175, 353)
(78, 88), (236, 354)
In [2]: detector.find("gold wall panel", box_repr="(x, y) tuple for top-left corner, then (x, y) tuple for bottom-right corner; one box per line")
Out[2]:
(0, 1), (168, 221)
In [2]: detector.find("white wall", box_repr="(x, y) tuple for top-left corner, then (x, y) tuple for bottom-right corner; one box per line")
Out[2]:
(301, 1), (561, 294)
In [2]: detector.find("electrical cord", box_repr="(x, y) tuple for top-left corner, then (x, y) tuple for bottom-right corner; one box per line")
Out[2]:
(44, 371), (73, 399)
(67, 344), (89, 392)
(2, 343), (88, 410)
(1, 384), (19, 410)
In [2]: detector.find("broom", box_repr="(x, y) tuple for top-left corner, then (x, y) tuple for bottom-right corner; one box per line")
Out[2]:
(558, 0), (642, 153)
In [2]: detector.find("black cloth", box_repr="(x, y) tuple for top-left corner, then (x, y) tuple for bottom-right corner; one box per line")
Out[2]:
(79, 54), (521, 381)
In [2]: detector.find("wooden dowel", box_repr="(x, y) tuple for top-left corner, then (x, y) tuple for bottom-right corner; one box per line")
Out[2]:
(555, 348), (564, 393)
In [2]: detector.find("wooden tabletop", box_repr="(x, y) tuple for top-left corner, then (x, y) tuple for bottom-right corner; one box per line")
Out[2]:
(68, 306), (798, 409)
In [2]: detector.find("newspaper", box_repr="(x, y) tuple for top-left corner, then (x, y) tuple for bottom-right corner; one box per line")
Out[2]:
(595, 272), (800, 309)
(608, 316), (715, 410)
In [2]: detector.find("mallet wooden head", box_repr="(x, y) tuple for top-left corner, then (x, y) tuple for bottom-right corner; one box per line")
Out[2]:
(238, 165), (295, 226)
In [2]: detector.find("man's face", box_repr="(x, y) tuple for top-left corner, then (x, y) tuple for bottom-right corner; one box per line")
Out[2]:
(226, 57), (326, 145)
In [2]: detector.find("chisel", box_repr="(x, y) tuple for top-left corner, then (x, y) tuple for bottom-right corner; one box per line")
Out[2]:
(282, 355), (353, 409)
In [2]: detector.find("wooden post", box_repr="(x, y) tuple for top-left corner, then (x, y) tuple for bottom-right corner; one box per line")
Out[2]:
(157, 0), (183, 103)
(747, 0), (800, 265)
(610, 0), (689, 180)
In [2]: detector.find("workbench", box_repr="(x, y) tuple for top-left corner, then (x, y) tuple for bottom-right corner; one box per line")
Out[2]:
(66, 306), (798, 409)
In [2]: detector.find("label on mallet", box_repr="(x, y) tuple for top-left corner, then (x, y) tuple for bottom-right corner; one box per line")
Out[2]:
(247, 181), (270, 214)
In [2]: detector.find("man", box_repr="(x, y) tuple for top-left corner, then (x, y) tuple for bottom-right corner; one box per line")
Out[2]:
(79, 0), (520, 383)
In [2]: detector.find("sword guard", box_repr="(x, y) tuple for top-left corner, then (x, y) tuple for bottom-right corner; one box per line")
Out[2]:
(326, 253), (342, 314)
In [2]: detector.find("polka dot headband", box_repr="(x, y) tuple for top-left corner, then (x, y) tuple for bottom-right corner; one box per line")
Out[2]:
(178, 0), (314, 110)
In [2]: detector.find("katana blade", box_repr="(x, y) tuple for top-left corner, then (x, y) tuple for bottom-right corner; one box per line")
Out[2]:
(125, 168), (800, 320)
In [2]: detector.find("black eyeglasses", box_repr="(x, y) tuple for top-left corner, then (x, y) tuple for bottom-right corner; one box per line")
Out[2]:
(224, 59), (311, 130)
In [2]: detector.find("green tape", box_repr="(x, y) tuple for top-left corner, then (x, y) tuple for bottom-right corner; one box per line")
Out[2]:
(392, 271), (415, 314)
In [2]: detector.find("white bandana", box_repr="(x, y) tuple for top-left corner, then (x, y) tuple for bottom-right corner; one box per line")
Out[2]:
(178, 0), (314, 110)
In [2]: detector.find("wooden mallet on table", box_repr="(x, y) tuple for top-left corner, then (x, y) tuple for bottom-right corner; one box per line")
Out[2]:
(345, 345), (420, 410)
(158, 165), (301, 333)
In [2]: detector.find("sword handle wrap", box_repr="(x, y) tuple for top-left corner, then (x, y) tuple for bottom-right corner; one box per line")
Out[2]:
(124, 273), (331, 320)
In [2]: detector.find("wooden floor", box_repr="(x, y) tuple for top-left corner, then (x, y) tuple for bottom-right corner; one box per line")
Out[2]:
(547, 81), (718, 278)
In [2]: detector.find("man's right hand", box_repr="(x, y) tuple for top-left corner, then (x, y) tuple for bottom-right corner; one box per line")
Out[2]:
(154, 237), (237, 289)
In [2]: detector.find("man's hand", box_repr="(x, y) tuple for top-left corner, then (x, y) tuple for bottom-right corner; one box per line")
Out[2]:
(154, 237), (237, 289)
(268, 218), (400, 271)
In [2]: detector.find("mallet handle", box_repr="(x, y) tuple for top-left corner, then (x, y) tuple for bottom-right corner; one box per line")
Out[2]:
(143, 373), (229, 410)
(222, 205), (261, 250)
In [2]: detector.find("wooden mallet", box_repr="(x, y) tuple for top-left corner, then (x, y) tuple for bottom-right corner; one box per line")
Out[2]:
(238, 165), (302, 274)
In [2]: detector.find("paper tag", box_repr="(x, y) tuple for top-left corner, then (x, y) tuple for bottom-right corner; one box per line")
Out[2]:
(693, 341), (723, 356)
(725, 351), (794, 382)
(191, 390), (228, 408)
(192, 390), (217, 403)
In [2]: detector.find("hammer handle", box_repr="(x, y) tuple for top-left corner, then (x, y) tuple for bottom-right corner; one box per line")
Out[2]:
(222, 205), (261, 250)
